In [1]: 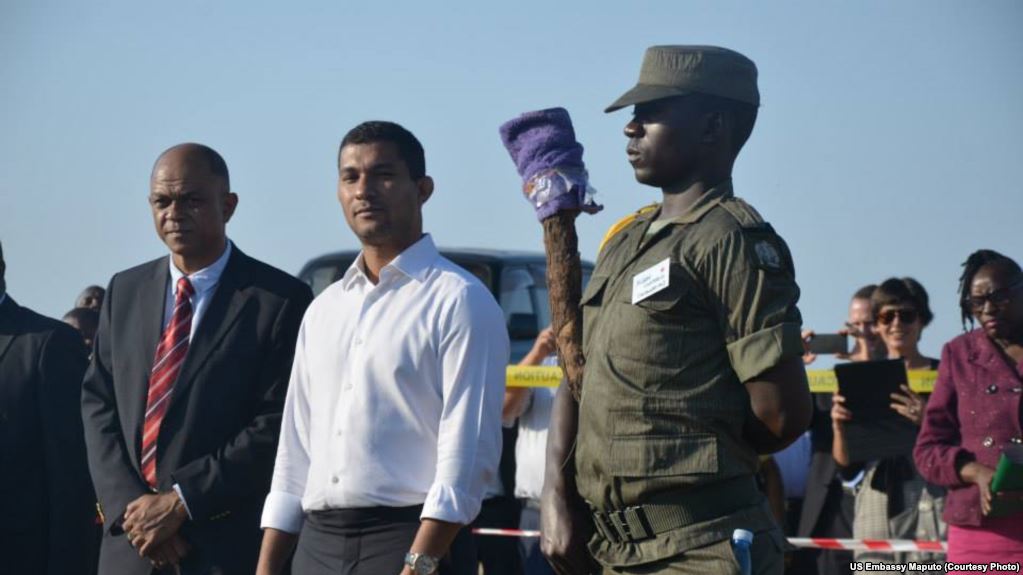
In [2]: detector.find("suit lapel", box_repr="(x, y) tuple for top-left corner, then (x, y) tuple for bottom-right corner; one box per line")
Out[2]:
(0, 297), (21, 364)
(167, 248), (252, 414)
(127, 260), (171, 469)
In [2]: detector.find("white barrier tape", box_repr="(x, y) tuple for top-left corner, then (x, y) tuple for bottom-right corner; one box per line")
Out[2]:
(471, 529), (948, 553)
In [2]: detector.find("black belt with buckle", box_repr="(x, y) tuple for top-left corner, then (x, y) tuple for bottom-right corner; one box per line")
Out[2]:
(589, 476), (761, 543)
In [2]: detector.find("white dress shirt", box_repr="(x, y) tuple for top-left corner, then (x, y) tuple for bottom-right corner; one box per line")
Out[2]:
(164, 239), (232, 516)
(164, 240), (232, 338)
(261, 234), (509, 533)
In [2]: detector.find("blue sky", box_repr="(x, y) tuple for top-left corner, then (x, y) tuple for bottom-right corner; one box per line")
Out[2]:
(2, 0), (1021, 361)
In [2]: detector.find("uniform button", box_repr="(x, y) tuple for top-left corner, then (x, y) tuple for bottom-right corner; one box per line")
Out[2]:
(986, 384), (998, 394)
(1011, 437), (1023, 445)
(331, 476), (339, 484)
(982, 437), (995, 448)
(1011, 387), (1022, 394)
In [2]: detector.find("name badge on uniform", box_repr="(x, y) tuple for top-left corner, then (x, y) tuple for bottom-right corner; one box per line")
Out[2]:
(632, 258), (670, 304)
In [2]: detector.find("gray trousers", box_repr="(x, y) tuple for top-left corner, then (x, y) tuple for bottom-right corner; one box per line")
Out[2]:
(292, 506), (476, 575)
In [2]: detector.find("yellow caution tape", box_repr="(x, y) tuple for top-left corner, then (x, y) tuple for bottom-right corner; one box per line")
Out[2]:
(506, 365), (565, 389)
(506, 366), (938, 393)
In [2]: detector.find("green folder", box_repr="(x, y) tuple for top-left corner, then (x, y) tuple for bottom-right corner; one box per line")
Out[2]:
(989, 444), (1023, 518)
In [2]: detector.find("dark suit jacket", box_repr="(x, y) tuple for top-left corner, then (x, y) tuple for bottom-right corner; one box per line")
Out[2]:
(0, 296), (97, 575)
(81, 247), (312, 575)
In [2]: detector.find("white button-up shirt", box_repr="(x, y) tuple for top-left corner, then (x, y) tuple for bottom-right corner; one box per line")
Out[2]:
(164, 240), (232, 337)
(165, 239), (232, 517)
(261, 235), (509, 533)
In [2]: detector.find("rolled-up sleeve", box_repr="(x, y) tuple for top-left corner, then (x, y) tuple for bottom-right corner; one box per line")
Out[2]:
(424, 285), (509, 524)
(260, 320), (312, 533)
(914, 343), (970, 487)
(699, 228), (803, 382)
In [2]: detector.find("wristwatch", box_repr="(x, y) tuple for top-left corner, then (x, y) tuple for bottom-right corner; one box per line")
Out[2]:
(404, 552), (439, 575)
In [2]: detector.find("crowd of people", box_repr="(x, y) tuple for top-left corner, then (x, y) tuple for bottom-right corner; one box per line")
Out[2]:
(1, 43), (1020, 575)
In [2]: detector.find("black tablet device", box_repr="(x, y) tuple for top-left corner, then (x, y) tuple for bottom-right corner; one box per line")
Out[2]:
(834, 359), (918, 463)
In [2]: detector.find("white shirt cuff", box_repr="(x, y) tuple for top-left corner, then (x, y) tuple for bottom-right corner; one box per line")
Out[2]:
(260, 491), (305, 534)
(172, 484), (192, 519)
(421, 483), (479, 525)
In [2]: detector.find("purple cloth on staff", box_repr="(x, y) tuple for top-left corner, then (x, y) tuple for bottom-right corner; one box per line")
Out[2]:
(499, 108), (602, 221)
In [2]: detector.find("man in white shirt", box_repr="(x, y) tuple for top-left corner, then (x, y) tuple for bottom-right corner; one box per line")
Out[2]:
(257, 121), (509, 575)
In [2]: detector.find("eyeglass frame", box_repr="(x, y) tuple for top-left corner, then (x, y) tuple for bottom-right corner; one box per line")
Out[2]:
(967, 277), (1023, 312)
(876, 308), (920, 326)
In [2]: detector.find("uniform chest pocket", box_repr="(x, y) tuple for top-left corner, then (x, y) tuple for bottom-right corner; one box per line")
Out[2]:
(606, 273), (688, 365)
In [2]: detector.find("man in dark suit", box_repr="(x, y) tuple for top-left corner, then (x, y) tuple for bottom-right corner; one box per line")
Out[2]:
(82, 143), (312, 574)
(0, 241), (98, 575)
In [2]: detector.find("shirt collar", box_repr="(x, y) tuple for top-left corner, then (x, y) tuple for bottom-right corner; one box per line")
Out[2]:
(647, 179), (735, 226)
(168, 239), (233, 296)
(341, 234), (438, 290)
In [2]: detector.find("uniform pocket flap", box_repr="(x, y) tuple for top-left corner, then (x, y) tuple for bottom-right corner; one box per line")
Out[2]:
(580, 274), (609, 307)
(608, 433), (718, 477)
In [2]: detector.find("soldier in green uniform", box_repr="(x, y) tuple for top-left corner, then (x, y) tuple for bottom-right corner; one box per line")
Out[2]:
(540, 46), (813, 574)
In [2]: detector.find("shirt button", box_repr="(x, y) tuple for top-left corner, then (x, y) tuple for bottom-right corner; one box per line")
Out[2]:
(354, 337), (363, 346)
(336, 429), (343, 437)
(986, 384), (998, 394)
(1011, 387), (1022, 394)
(982, 436), (995, 448)
(331, 476), (339, 484)
(1011, 437), (1023, 445)
(344, 384), (353, 391)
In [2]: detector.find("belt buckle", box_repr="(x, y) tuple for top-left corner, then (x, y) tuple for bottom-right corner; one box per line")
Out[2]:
(608, 506), (654, 542)
(591, 510), (619, 543)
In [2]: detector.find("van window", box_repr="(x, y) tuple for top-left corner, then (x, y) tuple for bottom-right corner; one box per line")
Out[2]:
(500, 264), (593, 340)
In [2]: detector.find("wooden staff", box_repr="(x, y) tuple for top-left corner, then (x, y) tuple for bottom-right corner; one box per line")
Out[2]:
(542, 211), (584, 400)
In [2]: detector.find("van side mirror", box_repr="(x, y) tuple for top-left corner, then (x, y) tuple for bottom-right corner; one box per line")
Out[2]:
(507, 313), (539, 340)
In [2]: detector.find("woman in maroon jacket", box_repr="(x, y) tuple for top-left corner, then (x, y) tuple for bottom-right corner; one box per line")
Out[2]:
(914, 249), (1023, 561)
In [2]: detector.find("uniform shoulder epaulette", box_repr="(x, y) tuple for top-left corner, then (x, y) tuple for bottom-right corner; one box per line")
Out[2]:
(597, 203), (659, 254)
(719, 196), (771, 231)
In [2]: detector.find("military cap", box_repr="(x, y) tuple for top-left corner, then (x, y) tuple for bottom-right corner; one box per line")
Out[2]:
(605, 45), (759, 113)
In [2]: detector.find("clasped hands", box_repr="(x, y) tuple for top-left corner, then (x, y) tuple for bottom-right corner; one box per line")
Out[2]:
(123, 491), (191, 570)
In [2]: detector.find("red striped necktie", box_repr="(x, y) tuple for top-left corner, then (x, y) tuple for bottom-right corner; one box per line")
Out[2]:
(141, 276), (195, 488)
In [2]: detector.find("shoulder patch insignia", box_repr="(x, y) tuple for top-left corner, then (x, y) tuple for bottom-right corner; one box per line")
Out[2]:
(754, 240), (783, 270)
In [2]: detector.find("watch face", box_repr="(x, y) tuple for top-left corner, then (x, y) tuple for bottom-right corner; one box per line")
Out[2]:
(413, 554), (439, 575)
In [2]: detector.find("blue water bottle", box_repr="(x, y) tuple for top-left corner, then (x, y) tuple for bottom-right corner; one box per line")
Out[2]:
(731, 529), (754, 575)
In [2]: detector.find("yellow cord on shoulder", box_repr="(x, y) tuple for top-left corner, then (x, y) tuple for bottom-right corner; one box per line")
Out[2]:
(597, 203), (659, 254)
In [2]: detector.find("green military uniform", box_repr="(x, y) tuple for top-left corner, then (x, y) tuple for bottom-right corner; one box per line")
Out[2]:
(575, 181), (804, 573)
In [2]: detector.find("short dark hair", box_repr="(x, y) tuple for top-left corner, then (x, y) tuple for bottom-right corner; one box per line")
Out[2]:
(194, 144), (229, 188)
(63, 306), (99, 329)
(338, 121), (426, 180)
(957, 249), (1022, 330)
(693, 94), (759, 157)
(852, 284), (878, 301)
(154, 143), (230, 190)
(872, 277), (934, 327)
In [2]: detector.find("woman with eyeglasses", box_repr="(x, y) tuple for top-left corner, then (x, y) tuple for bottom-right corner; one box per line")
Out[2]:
(914, 250), (1023, 561)
(831, 277), (943, 570)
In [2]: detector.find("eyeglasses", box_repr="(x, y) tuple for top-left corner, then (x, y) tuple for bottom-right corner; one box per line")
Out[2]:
(877, 309), (919, 325)
(968, 279), (1023, 312)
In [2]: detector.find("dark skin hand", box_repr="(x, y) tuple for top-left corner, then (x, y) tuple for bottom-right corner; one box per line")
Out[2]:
(540, 384), (600, 575)
(743, 356), (813, 454)
(123, 492), (189, 564)
(960, 462), (1023, 516)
